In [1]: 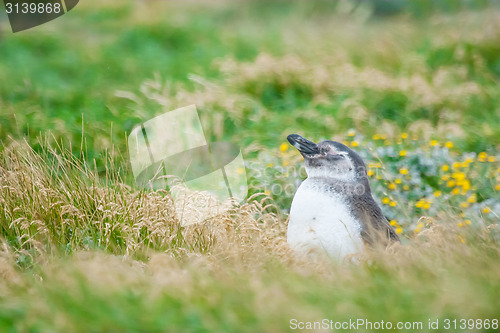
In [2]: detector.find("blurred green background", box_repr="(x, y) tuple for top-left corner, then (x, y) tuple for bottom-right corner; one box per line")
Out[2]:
(1, 0), (499, 168)
(1, 2), (500, 332)
(1, 0), (500, 220)
(1, 0), (499, 216)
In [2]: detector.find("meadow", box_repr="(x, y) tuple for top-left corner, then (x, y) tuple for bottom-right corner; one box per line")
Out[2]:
(0, 0), (500, 332)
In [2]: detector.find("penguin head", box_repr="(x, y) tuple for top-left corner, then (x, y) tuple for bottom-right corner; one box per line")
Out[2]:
(287, 134), (367, 181)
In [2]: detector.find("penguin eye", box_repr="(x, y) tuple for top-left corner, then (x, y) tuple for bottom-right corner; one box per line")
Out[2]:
(327, 150), (347, 157)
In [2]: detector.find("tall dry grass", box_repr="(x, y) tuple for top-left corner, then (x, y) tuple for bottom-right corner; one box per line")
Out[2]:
(0, 138), (286, 263)
(0, 138), (499, 332)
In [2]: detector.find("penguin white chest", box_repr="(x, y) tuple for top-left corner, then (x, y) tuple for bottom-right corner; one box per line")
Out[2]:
(287, 182), (364, 260)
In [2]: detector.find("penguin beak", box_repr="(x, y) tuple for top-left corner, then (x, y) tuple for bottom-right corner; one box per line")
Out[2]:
(287, 134), (320, 155)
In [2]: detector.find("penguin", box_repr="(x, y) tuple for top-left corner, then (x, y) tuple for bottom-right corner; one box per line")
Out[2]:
(286, 134), (399, 260)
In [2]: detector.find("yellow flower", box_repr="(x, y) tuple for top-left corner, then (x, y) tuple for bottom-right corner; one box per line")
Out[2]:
(342, 141), (349, 146)
(372, 134), (380, 140)
(267, 163), (274, 167)
(351, 141), (359, 147)
(400, 168), (408, 175)
(457, 222), (464, 227)
(423, 202), (431, 210)
(367, 170), (374, 176)
(401, 133), (408, 139)
(416, 200), (424, 208)
(445, 141), (453, 149)
(452, 172), (465, 180)
(434, 190), (442, 197)
(264, 190), (271, 196)
(380, 134), (387, 140)
(496, 184), (500, 191)
(237, 167), (245, 175)
(388, 183), (396, 190)
(447, 180), (456, 187)
(488, 156), (495, 162)
(465, 220), (471, 225)
(396, 227), (403, 234)
(389, 201), (397, 207)
(403, 185), (410, 190)
(395, 178), (402, 184)
(460, 202), (468, 208)
(482, 207), (491, 214)
(282, 160), (289, 167)
(452, 162), (462, 169)
(441, 175), (450, 181)
(442, 165), (449, 171)
(370, 162), (382, 168)
(382, 197), (391, 204)
(467, 194), (476, 203)
(348, 129), (356, 137)
(478, 152), (487, 162)
(399, 150), (407, 157)
(390, 220), (397, 226)
(280, 143), (288, 152)
(430, 140), (438, 147)
(462, 180), (471, 192)
(452, 188), (460, 195)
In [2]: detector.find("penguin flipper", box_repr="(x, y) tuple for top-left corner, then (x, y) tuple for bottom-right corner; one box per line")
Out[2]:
(352, 197), (400, 246)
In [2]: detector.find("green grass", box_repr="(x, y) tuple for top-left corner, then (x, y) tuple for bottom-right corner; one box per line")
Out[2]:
(1, 0), (500, 164)
(1, 0), (500, 332)
(0, 140), (499, 332)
